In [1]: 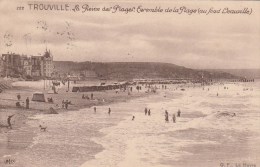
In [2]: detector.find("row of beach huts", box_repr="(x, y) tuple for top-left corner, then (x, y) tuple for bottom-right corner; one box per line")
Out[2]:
(70, 79), (191, 93)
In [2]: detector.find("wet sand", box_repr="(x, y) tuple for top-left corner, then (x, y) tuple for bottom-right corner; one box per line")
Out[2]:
(0, 81), (151, 167)
(1, 81), (259, 167)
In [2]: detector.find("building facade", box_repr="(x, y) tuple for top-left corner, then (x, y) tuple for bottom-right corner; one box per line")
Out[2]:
(41, 50), (54, 77)
(31, 56), (42, 77)
(2, 53), (23, 76)
(1, 49), (54, 78)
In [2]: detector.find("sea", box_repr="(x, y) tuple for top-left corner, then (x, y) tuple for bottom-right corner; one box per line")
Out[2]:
(4, 81), (260, 167)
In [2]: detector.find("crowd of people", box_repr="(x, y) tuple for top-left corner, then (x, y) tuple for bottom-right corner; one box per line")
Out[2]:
(89, 106), (182, 124)
(6, 83), (190, 131)
(164, 109), (181, 123)
(84, 84), (184, 125)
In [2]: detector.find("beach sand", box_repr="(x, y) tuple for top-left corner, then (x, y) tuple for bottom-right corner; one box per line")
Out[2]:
(1, 81), (259, 167)
(0, 80), (151, 167)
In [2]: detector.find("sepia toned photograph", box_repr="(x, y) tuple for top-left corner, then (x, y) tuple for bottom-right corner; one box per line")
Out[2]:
(0, 0), (259, 167)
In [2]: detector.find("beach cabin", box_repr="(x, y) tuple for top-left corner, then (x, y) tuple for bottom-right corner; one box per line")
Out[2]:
(32, 92), (46, 102)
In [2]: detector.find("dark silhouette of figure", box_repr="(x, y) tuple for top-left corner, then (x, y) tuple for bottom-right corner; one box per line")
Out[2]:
(177, 109), (181, 117)
(165, 110), (169, 122)
(148, 109), (151, 116)
(17, 94), (21, 100)
(48, 97), (53, 103)
(7, 115), (15, 129)
(26, 97), (29, 109)
(172, 114), (176, 123)
(16, 102), (21, 107)
(145, 108), (148, 115)
(91, 93), (94, 100)
(65, 100), (69, 109)
(94, 107), (96, 113)
(108, 108), (111, 115)
(132, 116), (135, 121)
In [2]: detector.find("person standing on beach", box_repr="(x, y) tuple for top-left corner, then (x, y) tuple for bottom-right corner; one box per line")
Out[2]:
(132, 116), (135, 121)
(91, 93), (94, 100)
(177, 109), (181, 117)
(108, 108), (111, 115)
(165, 110), (169, 122)
(7, 115), (15, 129)
(26, 97), (29, 109)
(94, 107), (96, 113)
(172, 114), (176, 123)
(65, 100), (69, 109)
(145, 108), (148, 115)
(85, 94), (90, 100)
(148, 109), (151, 116)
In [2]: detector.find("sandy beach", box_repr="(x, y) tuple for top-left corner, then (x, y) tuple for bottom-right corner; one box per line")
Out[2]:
(0, 80), (151, 166)
(1, 0), (259, 166)
(0, 80), (260, 167)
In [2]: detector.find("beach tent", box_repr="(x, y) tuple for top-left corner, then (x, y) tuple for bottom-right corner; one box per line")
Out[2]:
(32, 92), (46, 102)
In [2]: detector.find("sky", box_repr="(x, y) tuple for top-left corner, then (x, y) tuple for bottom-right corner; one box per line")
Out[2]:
(0, 0), (259, 69)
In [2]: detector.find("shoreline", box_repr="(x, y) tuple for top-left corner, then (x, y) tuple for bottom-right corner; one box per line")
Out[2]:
(80, 81), (260, 167)
(1, 81), (259, 167)
(0, 84), (154, 165)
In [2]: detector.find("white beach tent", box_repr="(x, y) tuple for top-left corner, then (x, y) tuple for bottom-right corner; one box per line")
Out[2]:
(32, 92), (46, 102)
